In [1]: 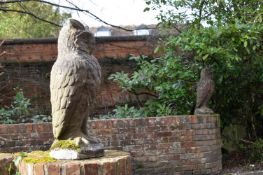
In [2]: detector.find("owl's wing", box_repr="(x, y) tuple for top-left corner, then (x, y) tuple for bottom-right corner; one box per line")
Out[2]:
(50, 60), (81, 139)
(196, 80), (214, 108)
(196, 82), (208, 108)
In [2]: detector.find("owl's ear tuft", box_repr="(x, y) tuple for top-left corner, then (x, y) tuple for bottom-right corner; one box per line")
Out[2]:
(69, 19), (85, 30)
(74, 31), (95, 53)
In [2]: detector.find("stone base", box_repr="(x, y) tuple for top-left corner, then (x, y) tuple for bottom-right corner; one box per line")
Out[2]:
(50, 148), (104, 160)
(18, 150), (132, 175)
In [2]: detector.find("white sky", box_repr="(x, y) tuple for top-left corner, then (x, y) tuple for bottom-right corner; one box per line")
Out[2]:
(55, 0), (158, 27)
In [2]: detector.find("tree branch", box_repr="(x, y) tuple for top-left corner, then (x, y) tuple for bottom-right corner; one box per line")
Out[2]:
(0, 40), (6, 57)
(129, 90), (159, 98)
(0, 7), (61, 27)
(0, 0), (134, 31)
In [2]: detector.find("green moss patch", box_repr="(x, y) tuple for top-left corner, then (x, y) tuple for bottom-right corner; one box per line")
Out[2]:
(50, 140), (80, 151)
(22, 151), (56, 164)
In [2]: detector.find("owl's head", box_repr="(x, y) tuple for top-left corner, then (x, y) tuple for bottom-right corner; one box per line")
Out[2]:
(58, 19), (95, 54)
(200, 67), (213, 79)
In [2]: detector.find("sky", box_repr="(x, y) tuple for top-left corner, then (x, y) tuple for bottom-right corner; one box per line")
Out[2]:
(55, 0), (158, 27)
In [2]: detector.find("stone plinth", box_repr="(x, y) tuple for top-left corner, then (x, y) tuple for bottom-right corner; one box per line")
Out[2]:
(18, 150), (132, 175)
(0, 150), (132, 175)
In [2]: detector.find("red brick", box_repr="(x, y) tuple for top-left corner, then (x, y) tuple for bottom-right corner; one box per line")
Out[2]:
(189, 115), (198, 123)
(126, 157), (133, 174)
(116, 158), (126, 175)
(47, 163), (60, 175)
(65, 163), (80, 175)
(26, 124), (33, 133)
(102, 162), (115, 175)
(34, 163), (45, 175)
(84, 163), (99, 175)
(157, 131), (172, 137)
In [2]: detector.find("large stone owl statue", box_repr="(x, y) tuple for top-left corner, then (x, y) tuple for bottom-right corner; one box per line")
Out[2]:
(50, 19), (103, 159)
(194, 67), (215, 115)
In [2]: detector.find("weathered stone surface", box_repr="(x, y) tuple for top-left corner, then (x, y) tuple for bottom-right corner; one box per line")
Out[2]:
(50, 145), (104, 160)
(195, 67), (215, 115)
(50, 19), (103, 159)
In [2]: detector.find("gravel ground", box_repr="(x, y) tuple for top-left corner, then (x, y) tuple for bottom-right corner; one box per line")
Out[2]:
(221, 163), (263, 174)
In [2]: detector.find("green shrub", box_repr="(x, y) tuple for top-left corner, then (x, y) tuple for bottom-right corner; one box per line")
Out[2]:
(0, 88), (30, 124)
(100, 104), (145, 119)
(0, 88), (51, 124)
(240, 139), (263, 163)
(109, 55), (198, 117)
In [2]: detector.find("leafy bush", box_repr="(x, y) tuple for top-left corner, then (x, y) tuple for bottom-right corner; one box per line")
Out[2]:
(109, 55), (198, 117)
(0, 88), (30, 124)
(241, 139), (263, 162)
(12, 88), (31, 117)
(0, 88), (51, 124)
(100, 104), (145, 119)
(31, 114), (52, 123)
(222, 124), (246, 153)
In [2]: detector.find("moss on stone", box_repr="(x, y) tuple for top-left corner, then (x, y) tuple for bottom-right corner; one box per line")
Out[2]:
(22, 151), (56, 164)
(50, 140), (80, 151)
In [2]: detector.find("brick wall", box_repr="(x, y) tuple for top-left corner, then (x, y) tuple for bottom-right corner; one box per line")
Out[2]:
(0, 36), (155, 62)
(0, 36), (156, 115)
(0, 115), (222, 175)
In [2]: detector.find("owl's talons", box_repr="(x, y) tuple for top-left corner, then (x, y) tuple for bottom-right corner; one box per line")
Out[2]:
(194, 107), (214, 115)
(75, 137), (91, 146)
(73, 137), (82, 145)
(72, 132), (101, 146)
(71, 133), (104, 159)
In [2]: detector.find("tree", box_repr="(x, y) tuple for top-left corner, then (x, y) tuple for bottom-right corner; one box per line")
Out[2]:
(144, 0), (263, 138)
(111, 0), (263, 143)
(0, 0), (133, 38)
(0, 1), (70, 38)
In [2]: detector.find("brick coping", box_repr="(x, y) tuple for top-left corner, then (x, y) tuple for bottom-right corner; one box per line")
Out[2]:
(1, 35), (153, 45)
(0, 114), (220, 126)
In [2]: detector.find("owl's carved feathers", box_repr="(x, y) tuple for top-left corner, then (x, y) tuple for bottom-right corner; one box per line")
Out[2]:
(195, 67), (214, 114)
(50, 19), (101, 139)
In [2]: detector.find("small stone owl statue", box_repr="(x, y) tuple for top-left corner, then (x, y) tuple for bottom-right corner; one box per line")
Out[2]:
(194, 67), (215, 115)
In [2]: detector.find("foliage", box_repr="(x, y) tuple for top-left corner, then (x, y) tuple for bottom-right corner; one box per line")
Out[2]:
(0, 1), (71, 38)
(144, 0), (262, 27)
(31, 114), (52, 123)
(12, 89), (31, 116)
(222, 124), (246, 153)
(0, 88), (52, 124)
(0, 88), (30, 124)
(241, 139), (263, 163)
(100, 104), (146, 119)
(144, 0), (263, 138)
(109, 55), (198, 116)
(109, 0), (263, 149)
